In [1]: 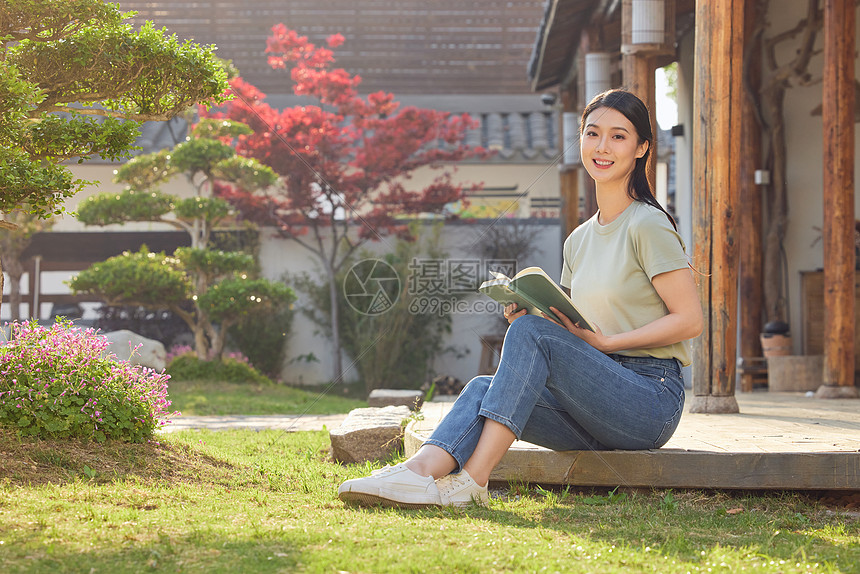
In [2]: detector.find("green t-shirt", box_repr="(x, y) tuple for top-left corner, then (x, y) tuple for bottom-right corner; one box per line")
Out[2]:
(560, 200), (693, 366)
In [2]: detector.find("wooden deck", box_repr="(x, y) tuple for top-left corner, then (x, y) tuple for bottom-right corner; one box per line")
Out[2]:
(404, 391), (860, 490)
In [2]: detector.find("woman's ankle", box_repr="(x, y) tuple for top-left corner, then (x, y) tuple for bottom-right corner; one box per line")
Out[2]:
(404, 446), (457, 479)
(461, 465), (489, 488)
(403, 459), (432, 478)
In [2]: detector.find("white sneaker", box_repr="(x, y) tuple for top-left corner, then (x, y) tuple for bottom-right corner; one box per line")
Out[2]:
(436, 469), (489, 507)
(338, 463), (441, 508)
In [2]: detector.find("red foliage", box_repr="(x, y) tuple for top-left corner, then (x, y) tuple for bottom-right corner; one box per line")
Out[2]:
(207, 25), (487, 244)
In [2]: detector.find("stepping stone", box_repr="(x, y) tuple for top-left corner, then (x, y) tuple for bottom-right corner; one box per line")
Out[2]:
(330, 406), (412, 464)
(367, 389), (424, 410)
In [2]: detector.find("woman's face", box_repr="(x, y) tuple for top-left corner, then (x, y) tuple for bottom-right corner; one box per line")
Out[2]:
(580, 106), (649, 188)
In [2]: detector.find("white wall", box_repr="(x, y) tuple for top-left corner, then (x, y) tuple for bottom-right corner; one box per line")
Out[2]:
(259, 221), (563, 385)
(674, 30), (696, 252)
(8, 159), (562, 386)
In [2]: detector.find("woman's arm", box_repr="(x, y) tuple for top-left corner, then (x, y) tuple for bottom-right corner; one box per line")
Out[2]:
(548, 267), (703, 353)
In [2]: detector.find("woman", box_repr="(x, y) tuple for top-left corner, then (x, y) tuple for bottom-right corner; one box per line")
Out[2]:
(338, 89), (703, 508)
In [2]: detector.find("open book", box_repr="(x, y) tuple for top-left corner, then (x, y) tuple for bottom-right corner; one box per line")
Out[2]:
(478, 266), (595, 331)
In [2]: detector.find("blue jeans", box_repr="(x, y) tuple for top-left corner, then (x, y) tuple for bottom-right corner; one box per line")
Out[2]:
(424, 314), (685, 471)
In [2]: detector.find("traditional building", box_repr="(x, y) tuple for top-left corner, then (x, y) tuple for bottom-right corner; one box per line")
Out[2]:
(529, 0), (859, 405)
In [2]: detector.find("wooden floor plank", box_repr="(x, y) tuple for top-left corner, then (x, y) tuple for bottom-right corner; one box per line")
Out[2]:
(405, 391), (860, 490)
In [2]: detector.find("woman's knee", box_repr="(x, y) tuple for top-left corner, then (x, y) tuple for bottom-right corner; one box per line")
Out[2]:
(461, 375), (492, 397)
(505, 313), (545, 342)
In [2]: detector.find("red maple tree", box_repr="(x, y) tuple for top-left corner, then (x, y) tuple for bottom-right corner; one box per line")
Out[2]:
(207, 25), (486, 381)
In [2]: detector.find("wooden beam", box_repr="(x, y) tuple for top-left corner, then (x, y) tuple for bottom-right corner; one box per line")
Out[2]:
(818, 0), (859, 399)
(738, 0), (765, 391)
(690, 0), (744, 413)
(407, 396), (860, 491)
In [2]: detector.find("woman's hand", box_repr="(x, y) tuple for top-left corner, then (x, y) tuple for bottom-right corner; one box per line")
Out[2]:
(503, 303), (527, 324)
(542, 307), (611, 351)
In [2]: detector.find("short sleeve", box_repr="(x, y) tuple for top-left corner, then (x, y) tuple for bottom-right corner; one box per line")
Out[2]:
(631, 211), (689, 280)
(560, 232), (575, 287)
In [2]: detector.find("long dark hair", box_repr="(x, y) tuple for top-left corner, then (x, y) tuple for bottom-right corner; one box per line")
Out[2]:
(580, 89), (677, 230)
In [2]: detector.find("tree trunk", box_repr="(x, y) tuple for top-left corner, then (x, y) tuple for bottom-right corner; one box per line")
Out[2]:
(327, 263), (344, 383)
(7, 268), (22, 321)
(210, 320), (231, 360)
(169, 305), (207, 360)
(193, 321), (208, 360)
(762, 88), (788, 324)
(2, 256), (24, 321)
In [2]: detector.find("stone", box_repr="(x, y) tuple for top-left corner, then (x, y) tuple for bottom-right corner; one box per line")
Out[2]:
(102, 330), (167, 371)
(814, 385), (860, 399)
(687, 395), (740, 414)
(330, 406), (411, 464)
(367, 389), (424, 410)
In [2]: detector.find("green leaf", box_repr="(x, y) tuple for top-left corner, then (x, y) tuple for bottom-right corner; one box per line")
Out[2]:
(212, 156), (278, 191)
(68, 246), (191, 308)
(170, 138), (235, 176)
(198, 276), (296, 322)
(0, 0), (230, 219)
(113, 149), (177, 190)
(77, 189), (175, 226)
(173, 196), (232, 224)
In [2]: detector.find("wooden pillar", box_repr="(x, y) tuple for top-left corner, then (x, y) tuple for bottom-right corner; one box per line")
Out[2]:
(560, 167), (580, 239)
(623, 53), (658, 192)
(738, 0), (764, 391)
(690, 0), (744, 413)
(559, 87), (581, 239)
(817, 0), (859, 399)
(581, 171), (597, 221)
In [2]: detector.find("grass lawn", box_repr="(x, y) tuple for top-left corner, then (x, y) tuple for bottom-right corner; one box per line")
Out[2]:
(166, 380), (367, 415)
(1, 428), (858, 574)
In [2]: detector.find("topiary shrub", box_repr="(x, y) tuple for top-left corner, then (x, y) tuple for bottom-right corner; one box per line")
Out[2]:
(0, 320), (176, 443)
(166, 353), (271, 384)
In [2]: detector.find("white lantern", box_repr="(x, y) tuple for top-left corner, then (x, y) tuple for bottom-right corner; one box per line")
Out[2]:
(562, 112), (581, 166)
(584, 52), (613, 103)
(631, 0), (665, 45)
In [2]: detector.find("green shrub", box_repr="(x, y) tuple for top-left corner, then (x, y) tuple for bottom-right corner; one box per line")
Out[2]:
(0, 319), (175, 443)
(166, 353), (271, 384)
(228, 304), (295, 378)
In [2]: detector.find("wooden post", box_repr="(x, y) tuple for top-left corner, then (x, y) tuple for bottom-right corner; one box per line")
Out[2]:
(560, 167), (580, 239)
(690, 0), (744, 413)
(560, 86), (581, 239)
(581, 171), (597, 222)
(738, 0), (764, 392)
(817, 0), (859, 399)
(622, 53), (658, 192)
